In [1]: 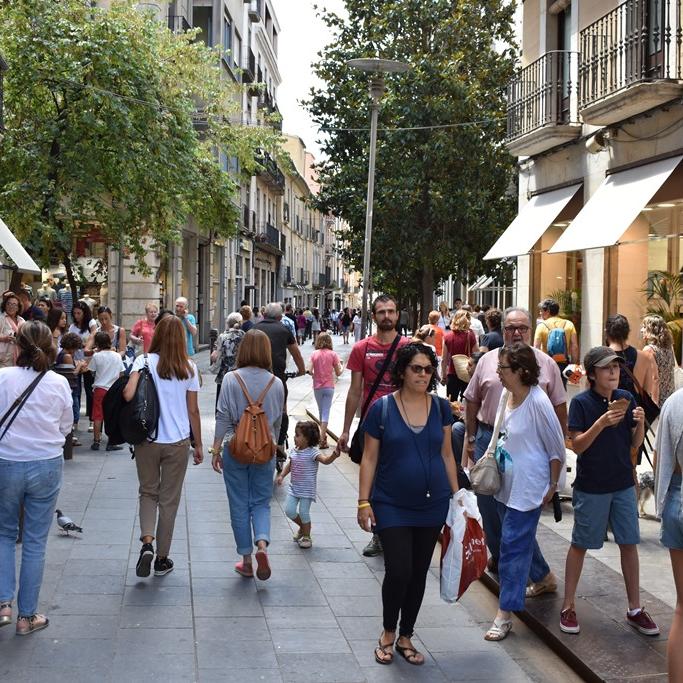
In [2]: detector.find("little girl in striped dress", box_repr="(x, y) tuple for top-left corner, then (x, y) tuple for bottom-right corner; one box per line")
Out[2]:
(276, 420), (339, 548)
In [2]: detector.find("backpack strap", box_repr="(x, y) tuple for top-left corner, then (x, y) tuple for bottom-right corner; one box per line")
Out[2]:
(379, 394), (389, 432)
(233, 372), (275, 407)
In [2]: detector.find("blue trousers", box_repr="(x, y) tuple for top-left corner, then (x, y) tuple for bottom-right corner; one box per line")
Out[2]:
(222, 448), (275, 556)
(496, 501), (544, 612)
(284, 494), (313, 524)
(0, 457), (62, 616)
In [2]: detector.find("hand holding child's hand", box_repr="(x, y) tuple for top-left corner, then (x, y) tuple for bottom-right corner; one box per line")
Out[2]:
(276, 475), (284, 486)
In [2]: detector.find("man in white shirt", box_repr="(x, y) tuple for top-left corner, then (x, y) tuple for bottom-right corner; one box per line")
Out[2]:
(463, 304), (485, 342)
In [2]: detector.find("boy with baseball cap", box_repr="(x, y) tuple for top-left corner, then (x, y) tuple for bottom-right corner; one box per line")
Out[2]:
(559, 346), (658, 636)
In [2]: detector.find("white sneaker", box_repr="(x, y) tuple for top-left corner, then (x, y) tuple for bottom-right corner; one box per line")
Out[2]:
(88, 422), (94, 433)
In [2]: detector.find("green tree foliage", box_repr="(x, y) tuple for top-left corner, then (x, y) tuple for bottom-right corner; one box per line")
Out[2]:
(0, 0), (276, 293)
(306, 0), (517, 318)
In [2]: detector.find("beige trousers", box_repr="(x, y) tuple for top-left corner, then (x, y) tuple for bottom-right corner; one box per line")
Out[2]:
(134, 439), (190, 557)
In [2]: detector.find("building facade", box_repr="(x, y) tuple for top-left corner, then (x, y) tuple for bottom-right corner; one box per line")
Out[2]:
(485, 0), (683, 355)
(55, 1), (356, 339)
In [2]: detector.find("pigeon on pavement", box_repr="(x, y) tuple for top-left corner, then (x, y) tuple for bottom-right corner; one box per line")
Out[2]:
(55, 509), (83, 535)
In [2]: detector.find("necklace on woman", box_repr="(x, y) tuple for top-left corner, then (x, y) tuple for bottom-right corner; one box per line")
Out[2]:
(398, 392), (432, 498)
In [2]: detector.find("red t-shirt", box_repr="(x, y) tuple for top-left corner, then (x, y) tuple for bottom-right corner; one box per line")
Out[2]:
(347, 334), (411, 413)
(443, 329), (476, 376)
(131, 319), (156, 353)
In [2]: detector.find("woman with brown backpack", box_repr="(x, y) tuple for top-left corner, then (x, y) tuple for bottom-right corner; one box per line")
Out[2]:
(211, 329), (284, 580)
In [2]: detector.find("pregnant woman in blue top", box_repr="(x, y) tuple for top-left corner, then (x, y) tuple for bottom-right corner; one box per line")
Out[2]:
(358, 343), (460, 667)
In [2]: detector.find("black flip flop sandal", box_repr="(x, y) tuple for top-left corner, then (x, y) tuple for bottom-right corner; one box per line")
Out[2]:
(395, 642), (424, 665)
(374, 637), (394, 665)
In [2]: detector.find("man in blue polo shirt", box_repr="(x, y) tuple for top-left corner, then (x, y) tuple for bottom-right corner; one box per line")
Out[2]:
(560, 346), (658, 637)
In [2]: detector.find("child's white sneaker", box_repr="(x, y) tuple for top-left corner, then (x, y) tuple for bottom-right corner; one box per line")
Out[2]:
(297, 536), (312, 549)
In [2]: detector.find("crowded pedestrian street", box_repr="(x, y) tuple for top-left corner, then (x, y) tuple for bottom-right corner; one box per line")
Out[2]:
(0, 340), (673, 682)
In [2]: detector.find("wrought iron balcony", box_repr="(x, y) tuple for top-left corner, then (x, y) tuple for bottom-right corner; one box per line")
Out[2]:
(579, 0), (683, 125)
(254, 222), (284, 254)
(168, 14), (191, 33)
(242, 49), (256, 84)
(255, 150), (285, 194)
(505, 51), (581, 156)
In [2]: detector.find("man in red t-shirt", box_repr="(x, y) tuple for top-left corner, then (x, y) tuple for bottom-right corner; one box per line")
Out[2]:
(338, 294), (410, 556)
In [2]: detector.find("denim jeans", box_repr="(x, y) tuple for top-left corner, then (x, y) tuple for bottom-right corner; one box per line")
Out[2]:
(71, 373), (82, 425)
(496, 501), (544, 612)
(451, 422), (465, 466)
(0, 457), (63, 616)
(222, 447), (275, 555)
(284, 494), (313, 524)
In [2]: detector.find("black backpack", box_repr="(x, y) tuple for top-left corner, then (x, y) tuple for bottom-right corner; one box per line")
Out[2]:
(119, 354), (159, 445)
(103, 375), (129, 445)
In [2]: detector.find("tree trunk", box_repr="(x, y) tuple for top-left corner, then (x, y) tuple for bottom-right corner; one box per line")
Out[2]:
(9, 271), (23, 293)
(420, 260), (434, 326)
(61, 249), (79, 304)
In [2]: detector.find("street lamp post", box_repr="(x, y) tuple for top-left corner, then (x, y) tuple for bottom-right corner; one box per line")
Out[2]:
(347, 58), (410, 339)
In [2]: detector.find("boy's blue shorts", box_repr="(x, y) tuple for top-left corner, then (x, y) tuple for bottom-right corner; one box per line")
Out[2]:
(571, 486), (640, 549)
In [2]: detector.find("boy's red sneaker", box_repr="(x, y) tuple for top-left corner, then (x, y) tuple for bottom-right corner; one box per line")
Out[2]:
(560, 608), (580, 634)
(626, 609), (659, 636)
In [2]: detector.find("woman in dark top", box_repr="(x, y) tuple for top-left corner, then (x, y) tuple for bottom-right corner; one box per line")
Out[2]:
(480, 308), (504, 353)
(358, 343), (459, 666)
(605, 314), (656, 402)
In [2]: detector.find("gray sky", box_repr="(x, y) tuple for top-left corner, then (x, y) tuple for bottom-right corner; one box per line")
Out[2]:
(273, 0), (347, 159)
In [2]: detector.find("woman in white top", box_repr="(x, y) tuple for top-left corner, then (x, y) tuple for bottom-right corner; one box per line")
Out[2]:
(211, 330), (284, 581)
(123, 316), (203, 579)
(437, 302), (451, 331)
(85, 306), (126, 358)
(484, 343), (565, 642)
(0, 321), (73, 636)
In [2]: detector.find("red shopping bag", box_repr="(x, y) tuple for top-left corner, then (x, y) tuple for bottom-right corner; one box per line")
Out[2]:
(440, 490), (488, 602)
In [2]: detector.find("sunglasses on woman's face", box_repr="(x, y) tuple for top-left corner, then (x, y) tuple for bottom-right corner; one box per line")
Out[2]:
(407, 364), (435, 375)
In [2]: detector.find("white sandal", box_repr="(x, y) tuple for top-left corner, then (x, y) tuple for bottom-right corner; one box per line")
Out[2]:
(484, 618), (512, 641)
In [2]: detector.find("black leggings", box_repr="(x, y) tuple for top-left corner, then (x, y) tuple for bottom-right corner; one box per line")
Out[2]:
(83, 370), (95, 420)
(377, 525), (442, 637)
(446, 374), (468, 402)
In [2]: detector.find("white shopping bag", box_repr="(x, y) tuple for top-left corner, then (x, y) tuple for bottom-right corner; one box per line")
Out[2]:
(440, 489), (487, 603)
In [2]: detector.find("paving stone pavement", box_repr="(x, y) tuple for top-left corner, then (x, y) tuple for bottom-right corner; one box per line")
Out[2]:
(0, 339), (585, 681)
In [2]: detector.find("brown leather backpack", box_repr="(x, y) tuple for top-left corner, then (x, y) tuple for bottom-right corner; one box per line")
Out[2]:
(230, 372), (277, 465)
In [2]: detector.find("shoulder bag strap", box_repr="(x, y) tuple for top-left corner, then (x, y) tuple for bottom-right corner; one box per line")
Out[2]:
(0, 371), (47, 442)
(485, 389), (510, 457)
(621, 361), (645, 398)
(359, 334), (402, 422)
(233, 372), (256, 407)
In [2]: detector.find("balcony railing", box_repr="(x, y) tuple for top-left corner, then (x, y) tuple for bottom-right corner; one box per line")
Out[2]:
(255, 150), (285, 194)
(265, 222), (281, 250)
(298, 269), (310, 285)
(580, 0), (683, 110)
(506, 51), (579, 141)
(168, 14), (191, 33)
(242, 205), (256, 233)
(242, 49), (256, 84)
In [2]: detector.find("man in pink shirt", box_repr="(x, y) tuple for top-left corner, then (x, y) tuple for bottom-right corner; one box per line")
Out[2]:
(464, 307), (567, 594)
(338, 294), (410, 556)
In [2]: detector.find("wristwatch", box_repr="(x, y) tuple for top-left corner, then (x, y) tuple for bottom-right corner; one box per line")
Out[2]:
(467, 435), (476, 444)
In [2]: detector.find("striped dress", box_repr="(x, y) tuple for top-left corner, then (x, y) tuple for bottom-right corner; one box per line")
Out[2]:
(288, 446), (321, 500)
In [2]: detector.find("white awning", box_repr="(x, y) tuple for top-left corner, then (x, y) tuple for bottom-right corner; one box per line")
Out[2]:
(484, 183), (582, 260)
(470, 275), (494, 291)
(549, 155), (683, 254)
(0, 218), (41, 273)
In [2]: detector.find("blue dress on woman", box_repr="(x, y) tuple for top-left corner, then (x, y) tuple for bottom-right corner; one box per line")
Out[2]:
(364, 394), (452, 530)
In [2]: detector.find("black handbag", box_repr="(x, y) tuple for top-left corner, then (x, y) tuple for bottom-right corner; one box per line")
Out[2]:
(120, 354), (159, 446)
(348, 334), (402, 464)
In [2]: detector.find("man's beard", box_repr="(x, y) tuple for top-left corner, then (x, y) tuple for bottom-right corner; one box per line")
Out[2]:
(377, 319), (395, 330)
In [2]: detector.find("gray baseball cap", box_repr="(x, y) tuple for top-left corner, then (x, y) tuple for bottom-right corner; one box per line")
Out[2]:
(583, 346), (624, 375)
